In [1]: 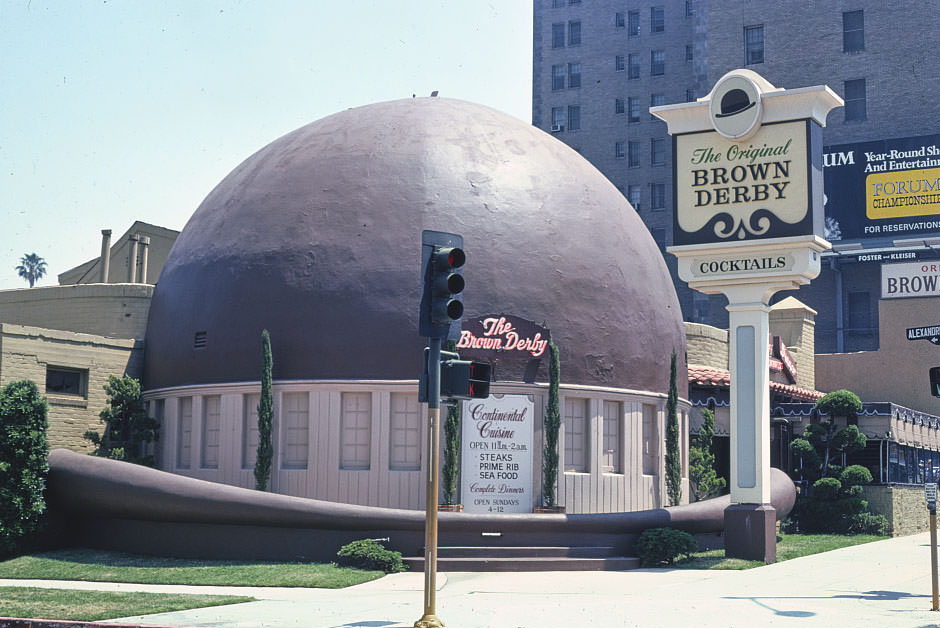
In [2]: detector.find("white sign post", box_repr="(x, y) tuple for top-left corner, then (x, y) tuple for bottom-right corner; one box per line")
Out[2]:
(653, 70), (842, 563)
(460, 394), (534, 514)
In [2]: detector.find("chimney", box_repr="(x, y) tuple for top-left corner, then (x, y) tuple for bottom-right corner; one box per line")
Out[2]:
(127, 234), (140, 283)
(99, 229), (112, 283)
(138, 236), (151, 283)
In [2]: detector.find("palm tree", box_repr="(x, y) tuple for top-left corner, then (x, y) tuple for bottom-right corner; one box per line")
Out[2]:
(16, 253), (47, 288)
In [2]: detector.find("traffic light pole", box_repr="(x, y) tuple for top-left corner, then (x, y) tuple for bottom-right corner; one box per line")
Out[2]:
(416, 336), (444, 628)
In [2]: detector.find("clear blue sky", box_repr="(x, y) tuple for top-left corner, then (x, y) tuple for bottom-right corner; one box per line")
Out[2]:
(0, 1), (533, 289)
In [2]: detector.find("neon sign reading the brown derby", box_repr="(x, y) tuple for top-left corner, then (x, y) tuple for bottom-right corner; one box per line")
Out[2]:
(456, 316), (548, 357)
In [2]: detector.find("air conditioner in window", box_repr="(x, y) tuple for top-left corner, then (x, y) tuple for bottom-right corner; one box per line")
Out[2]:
(550, 124), (564, 132)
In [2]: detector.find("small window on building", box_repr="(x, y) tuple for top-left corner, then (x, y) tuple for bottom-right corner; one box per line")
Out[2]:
(551, 106), (565, 130)
(844, 78), (867, 121)
(847, 290), (871, 332)
(615, 97), (625, 114)
(650, 93), (664, 118)
(564, 398), (589, 472)
(552, 22), (565, 49)
(628, 53), (640, 79)
(552, 0), (564, 7)
(628, 140), (641, 167)
(242, 393), (260, 469)
(341, 392), (372, 470)
(686, 0), (695, 16)
(552, 64), (565, 91)
(628, 10), (640, 36)
(651, 137), (665, 165)
(628, 97), (641, 123)
(745, 25), (764, 65)
(201, 395), (221, 469)
(628, 185), (641, 210)
(642, 404), (658, 475)
(568, 20), (581, 46)
(602, 401), (622, 473)
(45, 367), (86, 397)
(843, 10), (864, 53)
(686, 44), (693, 62)
(282, 392), (309, 469)
(390, 393), (420, 471)
(567, 105), (581, 131)
(615, 141), (625, 159)
(650, 6), (664, 33)
(567, 62), (581, 88)
(615, 54), (626, 72)
(615, 12), (625, 28)
(650, 50), (665, 76)
(177, 396), (193, 469)
(651, 183), (666, 209)
(568, 0), (580, 5)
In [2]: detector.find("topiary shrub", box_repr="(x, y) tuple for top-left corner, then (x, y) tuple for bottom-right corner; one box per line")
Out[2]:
(336, 539), (407, 573)
(0, 380), (49, 557)
(84, 375), (159, 466)
(634, 527), (698, 567)
(793, 464), (889, 534)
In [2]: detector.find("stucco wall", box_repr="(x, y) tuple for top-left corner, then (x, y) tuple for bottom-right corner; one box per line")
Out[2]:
(685, 323), (729, 371)
(0, 323), (143, 451)
(862, 484), (930, 537)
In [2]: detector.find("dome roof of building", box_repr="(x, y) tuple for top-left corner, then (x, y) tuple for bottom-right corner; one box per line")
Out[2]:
(144, 98), (686, 393)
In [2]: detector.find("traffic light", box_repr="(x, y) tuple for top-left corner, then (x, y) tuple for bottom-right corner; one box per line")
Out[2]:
(420, 230), (465, 339)
(931, 367), (940, 397)
(440, 359), (492, 401)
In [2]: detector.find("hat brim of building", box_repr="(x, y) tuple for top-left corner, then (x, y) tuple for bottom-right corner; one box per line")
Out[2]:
(714, 101), (757, 118)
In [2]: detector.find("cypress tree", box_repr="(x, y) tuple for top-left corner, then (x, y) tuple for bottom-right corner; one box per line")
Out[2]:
(254, 329), (274, 491)
(441, 340), (461, 505)
(542, 334), (561, 507)
(689, 408), (725, 500)
(665, 350), (682, 506)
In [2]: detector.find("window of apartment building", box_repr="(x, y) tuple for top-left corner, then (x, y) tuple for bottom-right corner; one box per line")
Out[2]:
(615, 54), (626, 72)
(650, 6), (664, 33)
(177, 396), (192, 469)
(628, 10), (640, 36)
(650, 50), (665, 75)
(552, 0), (564, 7)
(651, 227), (666, 252)
(686, 44), (693, 62)
(282, 392), (309, 469)
(602, 401), (622, 474)
(628, 97), (641, 123)
(564, 398), (589, 472)
(642, 404), (658, 475)
(552, 64), (565, 90)
(615, 141), (625, 159)
(389, 393), (420, 471)
(568, 20), (581, 46)
(628, 185), (641, 210)
(45, 367), (87, 398)
(686, 1), (695, 16)
(615, 97), (625, 114)
(552, 22), (565, 48)
(686, 88), (696, 102)
(242, 393), (260, 469)
(567, 105), (581, 131)
(568, 0), (581, 4)
(201, 395), (221, 469)
(651, 183), (666, 209)
(843, 10), (864, 53)
(568, 62), (581, 88)
(628, 140), (641, 167)
(651, 137), (665, 165)
(628, 53), (640, 79)
(745, 25), (764, 64)
(340, 392), (372, 470)
(844, 78), (867, 121)
(615, 12), (625, 28)
(551, 106), (565, 130)
(847, 291), (871, 332)
(650, 93), (664, 118)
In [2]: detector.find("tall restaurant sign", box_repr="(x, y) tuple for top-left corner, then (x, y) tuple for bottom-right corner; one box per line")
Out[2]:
(652, 69), (842, 563)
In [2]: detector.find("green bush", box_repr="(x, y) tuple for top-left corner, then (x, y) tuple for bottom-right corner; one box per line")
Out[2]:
(849, 511), (890, 535)
(794, 464), (887, 534)
(83, 375), (159, 466)
(0, 380), (49, 557)
(839, 464), (872, 488)
(634, 528), (698, 567)
(336, 539), (407, 573)
(812, 477), (841, 501)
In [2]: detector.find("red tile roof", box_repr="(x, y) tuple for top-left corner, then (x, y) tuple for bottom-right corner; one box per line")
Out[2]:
(688, 365), (824, 402)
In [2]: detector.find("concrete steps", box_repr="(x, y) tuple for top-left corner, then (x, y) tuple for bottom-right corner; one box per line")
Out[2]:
(403, 546), (641, 572)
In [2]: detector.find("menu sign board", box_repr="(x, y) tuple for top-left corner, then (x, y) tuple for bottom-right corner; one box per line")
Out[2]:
(460, 394), (534, 514)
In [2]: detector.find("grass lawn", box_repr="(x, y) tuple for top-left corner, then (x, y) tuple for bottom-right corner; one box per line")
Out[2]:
(0, 586), (254, 622)
(671, 532), (889, 570)
(0, 549), (384, 588)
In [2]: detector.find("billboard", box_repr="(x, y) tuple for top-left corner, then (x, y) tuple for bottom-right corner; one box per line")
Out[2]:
(824, 133), (940, 241)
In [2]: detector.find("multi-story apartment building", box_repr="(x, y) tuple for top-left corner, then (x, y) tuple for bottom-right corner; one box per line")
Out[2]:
(533, 0), (940, 353)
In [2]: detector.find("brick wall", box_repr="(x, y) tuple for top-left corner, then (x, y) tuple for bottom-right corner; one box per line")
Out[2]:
(0, 323), (143, 452)
(862, 484), (930, 537)
(684, 322), (728, 370)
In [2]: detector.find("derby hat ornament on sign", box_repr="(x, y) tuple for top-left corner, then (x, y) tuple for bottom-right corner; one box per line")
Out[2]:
(709, 72), (764, 140)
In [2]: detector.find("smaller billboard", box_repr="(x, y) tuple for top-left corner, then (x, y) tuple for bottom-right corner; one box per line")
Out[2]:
(881, 260), (940, 299)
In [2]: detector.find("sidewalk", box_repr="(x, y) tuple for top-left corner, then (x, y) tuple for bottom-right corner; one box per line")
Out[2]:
(3, 533), (939, 627)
